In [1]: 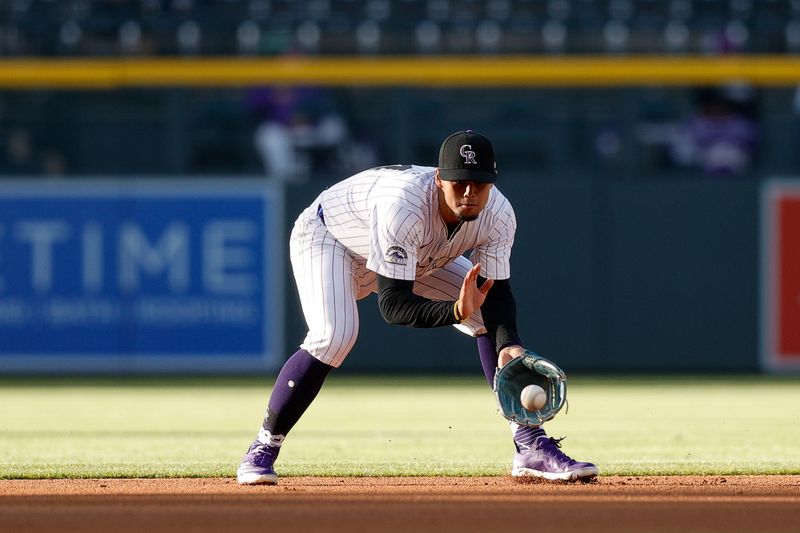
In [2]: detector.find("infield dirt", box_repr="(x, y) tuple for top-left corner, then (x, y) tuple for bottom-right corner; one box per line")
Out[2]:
(1, 476), (798, 533)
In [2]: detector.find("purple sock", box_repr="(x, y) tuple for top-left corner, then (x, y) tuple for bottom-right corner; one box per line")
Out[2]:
(262, 349), (333, 437)
(476, 334), (498, 386)
(513, 425), (547, 452)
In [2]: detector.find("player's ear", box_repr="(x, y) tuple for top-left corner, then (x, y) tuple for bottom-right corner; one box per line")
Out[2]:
(434, 169), (444, 189)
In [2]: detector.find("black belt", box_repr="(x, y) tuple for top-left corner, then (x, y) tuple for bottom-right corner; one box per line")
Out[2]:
(317, 204), (325, 225)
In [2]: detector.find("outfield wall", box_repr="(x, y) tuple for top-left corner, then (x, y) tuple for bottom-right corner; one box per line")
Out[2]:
(0, 175), (785, 374)
(282, 176), (762, 374)
(2, 54), (798, 374)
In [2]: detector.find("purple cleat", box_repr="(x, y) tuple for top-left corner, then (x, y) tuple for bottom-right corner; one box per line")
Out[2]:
(236, 440), (280, 485)
(512, 436), (599, 482)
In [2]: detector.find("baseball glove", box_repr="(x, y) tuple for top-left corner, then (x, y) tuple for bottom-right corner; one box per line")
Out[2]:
(493, 350), (567, 427)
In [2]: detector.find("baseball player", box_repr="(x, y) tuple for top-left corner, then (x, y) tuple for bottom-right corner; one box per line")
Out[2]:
(237, 130), (598, 484)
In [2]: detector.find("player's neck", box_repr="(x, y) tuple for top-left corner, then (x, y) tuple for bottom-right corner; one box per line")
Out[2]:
(444, 219), (462, 239)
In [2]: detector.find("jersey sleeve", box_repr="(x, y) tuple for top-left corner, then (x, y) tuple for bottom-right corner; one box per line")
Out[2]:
(469, 195), (516, 280)
(366, 202), (423, 281)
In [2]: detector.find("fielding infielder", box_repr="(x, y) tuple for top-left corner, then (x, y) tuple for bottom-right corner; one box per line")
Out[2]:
(237, 130), (598, 484)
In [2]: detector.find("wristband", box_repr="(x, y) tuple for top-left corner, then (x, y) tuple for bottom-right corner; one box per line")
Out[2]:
(453, 301), (463, 323)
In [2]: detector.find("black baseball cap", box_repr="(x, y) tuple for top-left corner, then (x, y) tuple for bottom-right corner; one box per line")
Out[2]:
(438, 130), (498, 183)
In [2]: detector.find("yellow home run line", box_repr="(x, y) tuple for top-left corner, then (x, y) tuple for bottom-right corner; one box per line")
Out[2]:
(1, 55), (799, 88)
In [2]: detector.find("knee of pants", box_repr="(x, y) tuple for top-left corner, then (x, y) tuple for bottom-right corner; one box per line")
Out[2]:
(300, 325), (359, 368)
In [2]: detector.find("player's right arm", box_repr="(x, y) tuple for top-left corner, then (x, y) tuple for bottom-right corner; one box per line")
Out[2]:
(377, 275), (458, 327)
(377, 263), (492, 328)
(367, 197), (491, 327)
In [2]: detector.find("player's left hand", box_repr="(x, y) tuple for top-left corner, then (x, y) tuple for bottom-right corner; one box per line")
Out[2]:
(456, 263), (494, 321)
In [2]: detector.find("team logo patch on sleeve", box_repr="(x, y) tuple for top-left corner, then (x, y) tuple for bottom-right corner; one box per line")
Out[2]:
(384, 245), (408, 265)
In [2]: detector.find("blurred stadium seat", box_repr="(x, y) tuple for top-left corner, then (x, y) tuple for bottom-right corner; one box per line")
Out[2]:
(2, 1), (799, 180)
(2, 0), (800, 56)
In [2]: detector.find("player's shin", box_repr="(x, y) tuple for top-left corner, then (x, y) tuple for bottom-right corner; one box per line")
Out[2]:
(476, 334), (497, 386)
(238, 349), (333, 485)
(261, 348), (334, 443)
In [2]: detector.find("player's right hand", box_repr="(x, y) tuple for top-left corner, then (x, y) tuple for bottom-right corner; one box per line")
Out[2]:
(456, 263), (494, 321)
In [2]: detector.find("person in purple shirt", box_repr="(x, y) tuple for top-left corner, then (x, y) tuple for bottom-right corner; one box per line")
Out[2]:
(670, 87), (758, 177)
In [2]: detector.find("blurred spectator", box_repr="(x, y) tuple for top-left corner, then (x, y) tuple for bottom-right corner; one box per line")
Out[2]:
(246, 86), (349, 182)
(594, 122), (625, 169)
(668, 87), (758, 177)
(0, 128), (69, 177)
(1, 128), (38, 174)
(41, 148), (68, 177)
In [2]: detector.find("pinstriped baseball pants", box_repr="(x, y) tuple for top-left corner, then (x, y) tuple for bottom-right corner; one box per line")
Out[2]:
(289, 204), (487, 368)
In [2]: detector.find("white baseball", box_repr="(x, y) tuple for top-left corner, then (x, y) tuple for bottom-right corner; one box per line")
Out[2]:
(520, 384), (547, 411)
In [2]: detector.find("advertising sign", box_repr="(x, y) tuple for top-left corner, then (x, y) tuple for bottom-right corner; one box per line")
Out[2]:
(761, 180), (800, 372)
(0, 180), (283, 373)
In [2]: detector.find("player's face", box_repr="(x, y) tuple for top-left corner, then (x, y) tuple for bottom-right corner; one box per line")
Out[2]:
(435, 173), (493, 223)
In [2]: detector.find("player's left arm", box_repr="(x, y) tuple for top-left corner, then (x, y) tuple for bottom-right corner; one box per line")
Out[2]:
(471, 191), (523, 365)
(478, 275), (524, 366)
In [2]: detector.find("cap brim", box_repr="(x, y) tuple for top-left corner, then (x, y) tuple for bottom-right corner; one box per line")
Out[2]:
(438, 168), (497, 183)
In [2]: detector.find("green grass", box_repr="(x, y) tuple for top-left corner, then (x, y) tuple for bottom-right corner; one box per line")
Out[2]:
(0, 375), (798, 478)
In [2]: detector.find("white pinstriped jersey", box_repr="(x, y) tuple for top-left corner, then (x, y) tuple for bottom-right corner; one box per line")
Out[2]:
(317, 164), (516, 282)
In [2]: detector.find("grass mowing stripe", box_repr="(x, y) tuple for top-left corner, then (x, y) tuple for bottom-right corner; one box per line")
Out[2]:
(0, 375), (798, 478)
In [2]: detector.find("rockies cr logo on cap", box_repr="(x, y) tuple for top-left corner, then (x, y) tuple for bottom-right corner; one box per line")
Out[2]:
(438, 130), (497, 183)
(459, 144), (477, 165)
